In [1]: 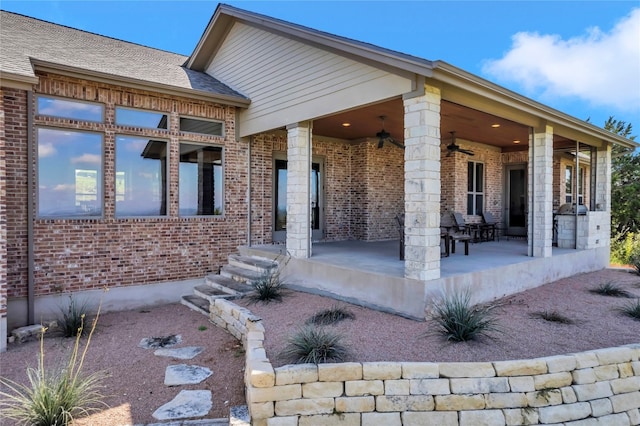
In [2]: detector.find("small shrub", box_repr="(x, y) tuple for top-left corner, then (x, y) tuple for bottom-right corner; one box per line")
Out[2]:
(630, 253), (640, 276)
(198, 325), (208, 331)
(281, 326), (349, 364)
(306, 305), (355, 326)
(0, 295), (108, 425)
(430, 290), (501, 342)
(58, 295), (91, 338)
(247, 256), (289, 304)
(589, 282), (632, 298)
(618, 299), (640, 320)
(530, 310), (575, 324)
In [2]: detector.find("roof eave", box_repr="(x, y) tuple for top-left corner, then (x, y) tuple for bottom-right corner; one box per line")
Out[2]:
(433, 61), (639, 150)
(0, 71), (40, 90)
(31, 60), (250, 107)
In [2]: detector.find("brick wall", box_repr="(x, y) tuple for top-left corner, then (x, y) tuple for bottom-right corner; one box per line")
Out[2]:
(0, 88), (8, 351)
(5, 73), (248, 299)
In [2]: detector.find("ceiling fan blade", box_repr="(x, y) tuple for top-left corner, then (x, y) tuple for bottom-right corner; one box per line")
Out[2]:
(388, 138), (405, 150)
(459, 149), (475, 156)
(377, 138), (385, 149)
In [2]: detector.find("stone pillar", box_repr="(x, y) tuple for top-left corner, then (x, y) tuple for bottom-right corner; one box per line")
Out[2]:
(528, 125), (553, 257)
(595, 144), (612, 212)
(403, 86), (441, 281)
(286, 122), (312, 258)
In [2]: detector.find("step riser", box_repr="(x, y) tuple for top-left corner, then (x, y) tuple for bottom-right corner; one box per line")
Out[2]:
(180, 296), (209, 316)
(193, 288), (238, 304)
(227, 254), (278, 274)
(220, 265), (264, 285)
(205, 276), (249, 296)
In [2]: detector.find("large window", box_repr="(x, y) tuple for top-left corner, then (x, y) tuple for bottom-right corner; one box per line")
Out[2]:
(467, 161), (484, 215)
(115, 136), (167, 216)
(566, 165), (585, 205)
(179, 143), (223, 216)
(37, 128), (103, 217)
(37, 96), (103, 122)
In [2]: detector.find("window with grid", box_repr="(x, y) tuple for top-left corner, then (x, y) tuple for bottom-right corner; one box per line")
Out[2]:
(467, 161), (484, 215)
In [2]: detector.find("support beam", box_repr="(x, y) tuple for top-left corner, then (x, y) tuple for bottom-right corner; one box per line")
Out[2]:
(528, 125), (553, 257)
(286, 122), (312, 258)
(403, 85), (441, 281)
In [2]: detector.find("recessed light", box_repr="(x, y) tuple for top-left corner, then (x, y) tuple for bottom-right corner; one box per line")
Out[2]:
(491, 124), (501, 128)
(341, 122), (351, 127)
(513, 140), (520, 144)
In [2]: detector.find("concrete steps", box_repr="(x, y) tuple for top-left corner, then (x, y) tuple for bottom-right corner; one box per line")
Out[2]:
(181, 253), (278, 317)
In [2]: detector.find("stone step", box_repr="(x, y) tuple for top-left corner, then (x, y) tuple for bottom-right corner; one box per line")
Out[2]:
(220, 264), (265, 284)
(181, 294), (210, 316)
(193, 285), (238, 303)
(228, 254), (277, 274)
(205, 274), (254, 296)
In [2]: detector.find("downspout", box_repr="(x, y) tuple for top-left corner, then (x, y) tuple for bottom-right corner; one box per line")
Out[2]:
(307, 121), (313, 257)
(574, 140), (579, 249)
(27, 91), (35, 325)
(247, 136), (252, 247)
(529, 127), (535, 257)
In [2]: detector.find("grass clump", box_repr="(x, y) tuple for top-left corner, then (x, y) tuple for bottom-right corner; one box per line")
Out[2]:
(0, 294), (108, 425)
(618, 299), (640, 320)
(281, 326), (349, 364)
(430, 290), (501, 342)
(306, 305), (355, 326)
(247, 255), (290, 304)
(589, 281), (632, 298)
(530, 310), (575, 324)
(58, 295), (91, 338)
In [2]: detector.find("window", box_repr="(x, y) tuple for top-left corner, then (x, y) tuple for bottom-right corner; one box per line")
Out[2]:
(116, 107), (168, 129)
(179, 117), (223, 136)
(37, 96), (103, 122)
(115, 136), (167, 216)
(577, 167), (585, 205)
(565, 166), (573, 203)
(179, 143), (223, 215)
(37, 128), (103, 217)
(467, 161), (484, 215)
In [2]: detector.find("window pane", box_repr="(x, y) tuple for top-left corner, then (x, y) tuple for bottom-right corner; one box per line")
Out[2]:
(179, 117), (223, 136)
(116, 136), (167, 216)
(565, 166), (572, 194)
(37, 128), (102, 217)
(37, 96), (103, 122)
(116, 108), (168, 129)
(467, 162), (474, 192)
(475, 163), (484, 193)
(467, 194), (474, 215)
(475, 195), (483, 215)
(179, 143), (222, 215)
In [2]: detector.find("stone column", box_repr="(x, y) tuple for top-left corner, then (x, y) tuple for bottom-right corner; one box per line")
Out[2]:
(403, 86), (441, 281)
(286, 122), (312, 258)
(595, 144), (612, 212)
(528, 125), (553, 257)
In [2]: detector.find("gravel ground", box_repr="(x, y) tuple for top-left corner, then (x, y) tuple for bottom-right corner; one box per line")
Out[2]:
(0, 268), (638, 425)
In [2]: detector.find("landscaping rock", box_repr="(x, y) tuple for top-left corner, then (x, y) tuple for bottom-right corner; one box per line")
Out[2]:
(152, 390), (212, 420)
(139, 334), (182, 349)
(165, 364), (212, 386)
(154, 346), (204, 360)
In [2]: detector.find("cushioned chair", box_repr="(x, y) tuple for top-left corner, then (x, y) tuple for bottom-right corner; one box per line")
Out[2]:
(452, 212), (483, 243)
(442, 212), (472, 255)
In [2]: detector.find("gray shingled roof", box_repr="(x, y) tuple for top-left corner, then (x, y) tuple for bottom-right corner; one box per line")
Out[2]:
(0, 11), (248, 102)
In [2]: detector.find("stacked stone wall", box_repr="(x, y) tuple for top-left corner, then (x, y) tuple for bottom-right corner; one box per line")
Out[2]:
(210, 298), (640, 426)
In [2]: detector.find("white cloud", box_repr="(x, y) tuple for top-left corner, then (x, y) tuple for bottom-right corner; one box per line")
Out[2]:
(53, 183), (75, 192)
(482, 8), (640, 113)
(71, 153), (101, 164)
(38, 142), (57, 157)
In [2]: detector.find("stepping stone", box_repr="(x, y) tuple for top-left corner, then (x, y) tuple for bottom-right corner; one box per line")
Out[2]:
(165, 364), (212, 386)
(230, 405), (250, 426)
(154, 346), (203, 360)
(152, 389), (212, 420)
(138, 334), (182, 349)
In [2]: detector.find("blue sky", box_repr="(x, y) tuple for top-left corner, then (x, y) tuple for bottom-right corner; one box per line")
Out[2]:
(3, 0), (639, 135)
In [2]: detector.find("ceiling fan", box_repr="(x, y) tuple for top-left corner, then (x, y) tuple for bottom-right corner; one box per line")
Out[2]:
(446, 131), (474, 156)
(376, 116), (405, 150)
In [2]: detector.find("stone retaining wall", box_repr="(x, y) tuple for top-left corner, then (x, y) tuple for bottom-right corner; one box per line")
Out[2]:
(209, 298), (640, 426)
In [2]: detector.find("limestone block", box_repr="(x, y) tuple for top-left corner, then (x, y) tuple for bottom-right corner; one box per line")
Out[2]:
(266, 416), (297, 426)
(459, 409), (506, 426)
(345, 380), (384, 396)
(410, 378), (450, 395)
(610, 391), (640, 413)
(247, 320), (265, 333)
(384, 380), (410, 395)
(503, 408), (539, 425)
(592, 413), (633, 425)
(318, 363), (362, 382)
(335, 396), (375, 413)
(401, 411), (458, 426)
(573, 382), (614, 401)
(249, 360), (276, 388)
(246, 330), (265, 342)
(439, 362), (495, 378)
(611, 377), (640, 394)
(509, 376), (535, 393)
(250, 384), (302, 403)
(275, 398), (335, 416)
(250, 402), (275, 420)
(276, 364), (318, 385)
(402, 362), (439, 379)
(434, 394), (485, 411)
(574, 352), (600, 369)
(298, 413), (360, 426)
(493, 359), (547, 377)
(534, 372), (573, 390)
(361, 412), (401, 426)
(593, 364), (620, 381)
(375, 395), (434, 412)
(572, 368), (597, 385)
(627, 407), (640, 425)
(594, 347), (635, 365)
(450, 377), (510, 394)
(562, 418), (599, 426)
(633, 361), (640, 376)
(546, 355), (577, 373)
(302, 382), (343, 398)
(537, 401), (591, 423)
(589, 397), (613, 417)
(618, 362), (635, 378)
(561, 386), (578, 403)
(484, 392), (527, 409)
(210, 314), (227, 329)
(526, 389), (562, 407)
(362, 362), (402, 380)
(252, 419), (268, 426)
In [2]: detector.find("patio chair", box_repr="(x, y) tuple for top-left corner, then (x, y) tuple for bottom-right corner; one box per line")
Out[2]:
(452, 212), (482, 243)
(442, 212), (471, 255)
(480, 211), (501, 241)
